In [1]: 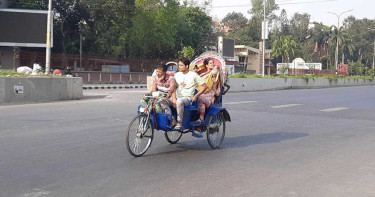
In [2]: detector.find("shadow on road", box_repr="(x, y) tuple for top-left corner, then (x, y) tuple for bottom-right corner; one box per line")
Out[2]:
(177, 132), (309, 150)
(139, 132), (309, 157)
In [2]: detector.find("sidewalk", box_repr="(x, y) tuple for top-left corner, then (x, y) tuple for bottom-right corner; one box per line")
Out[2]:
(83, 84), (147, 90)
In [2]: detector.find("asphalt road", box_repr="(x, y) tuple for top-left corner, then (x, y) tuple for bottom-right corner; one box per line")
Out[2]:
(1, 86), (375, 197)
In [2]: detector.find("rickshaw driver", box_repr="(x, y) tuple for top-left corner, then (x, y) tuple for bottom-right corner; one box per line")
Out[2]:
(173, 58), (207, 130)
(142, 64), (177, 124)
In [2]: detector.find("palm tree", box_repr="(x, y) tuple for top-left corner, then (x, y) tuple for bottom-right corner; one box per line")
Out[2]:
(272, 35), (301, 63)
(339, 32), (355, 64)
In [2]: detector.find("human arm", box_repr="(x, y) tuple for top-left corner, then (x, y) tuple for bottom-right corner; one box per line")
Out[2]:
(192, 73), (207, 102)
(166, 77), (176, 98)
(192, 83), (207, 102)
(215, 76), (221, 96)
(150, 78), (157, 95)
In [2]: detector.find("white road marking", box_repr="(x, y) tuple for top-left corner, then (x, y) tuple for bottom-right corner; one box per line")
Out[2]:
(19, 189), (50, 197)
(271, 104), (302, 109)
(319, 107), (348, 112)
(224, 101), (259, 105)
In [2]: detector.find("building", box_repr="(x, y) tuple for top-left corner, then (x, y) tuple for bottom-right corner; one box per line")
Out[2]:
(235, 42), (273, 75)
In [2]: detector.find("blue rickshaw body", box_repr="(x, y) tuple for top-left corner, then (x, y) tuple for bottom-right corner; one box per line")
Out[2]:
(137, 96), (231, 138)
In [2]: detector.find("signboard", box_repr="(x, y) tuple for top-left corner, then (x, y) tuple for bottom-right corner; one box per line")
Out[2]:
(14, 85), (24, 94)
(0, 8), (52, 47)
(218, 36), (235, 59)
(261, 21), (269, 39)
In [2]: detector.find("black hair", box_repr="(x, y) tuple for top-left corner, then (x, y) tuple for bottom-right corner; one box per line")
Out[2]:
(203, 58), (212, 66)
(156, 64), (168, 72)
(179, 58), (190, 66)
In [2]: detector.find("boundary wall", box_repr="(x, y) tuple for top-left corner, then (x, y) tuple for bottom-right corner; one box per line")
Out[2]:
(228, 78), (375, 92)
(0, 77), (82, 104)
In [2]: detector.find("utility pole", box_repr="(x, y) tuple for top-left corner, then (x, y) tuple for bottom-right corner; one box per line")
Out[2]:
(366, 28), (375, 77)
(262, 0), (266, 77)
(373, 34), (375, 71)
(45, 0), (52, 74)
(327, 9), (353, 75)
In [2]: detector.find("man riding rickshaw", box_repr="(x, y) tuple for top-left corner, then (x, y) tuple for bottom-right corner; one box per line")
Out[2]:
(126, 52), (231, 157)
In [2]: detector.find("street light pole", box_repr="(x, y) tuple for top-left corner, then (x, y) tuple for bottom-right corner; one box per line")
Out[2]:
(327, 9), (353, 74)
(373, 34), (375, 70)
(262, 0), (266, 77)
(366, 28), (375, 77)
(45, 0), (52, 74)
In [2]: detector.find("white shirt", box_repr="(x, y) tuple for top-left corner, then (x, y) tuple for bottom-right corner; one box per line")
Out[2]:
(174, 71), (205, 99)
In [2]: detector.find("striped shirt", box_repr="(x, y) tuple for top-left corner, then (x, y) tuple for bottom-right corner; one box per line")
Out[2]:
(152, 73), (175, 96)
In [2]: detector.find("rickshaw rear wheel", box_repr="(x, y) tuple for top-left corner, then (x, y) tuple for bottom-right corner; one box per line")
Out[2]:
(206, 112), (225, 149)
(126, 114), (154, 157)
(165, 131), (182, 144)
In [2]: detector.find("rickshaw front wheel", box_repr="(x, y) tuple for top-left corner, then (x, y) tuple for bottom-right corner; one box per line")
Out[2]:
(206, 112), (225, 149)
(165, 131), (182, 144)
(126, 114), (154, 157)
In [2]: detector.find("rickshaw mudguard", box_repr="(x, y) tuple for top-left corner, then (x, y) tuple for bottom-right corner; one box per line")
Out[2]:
(207, 107), (231, 122)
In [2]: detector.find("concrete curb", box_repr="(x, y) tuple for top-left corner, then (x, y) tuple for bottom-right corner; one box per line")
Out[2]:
(83, 84), (147, 90)
(228, 78), (375, 92)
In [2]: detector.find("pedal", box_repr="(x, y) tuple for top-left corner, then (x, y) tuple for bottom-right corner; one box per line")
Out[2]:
(192, 130), (203, 138)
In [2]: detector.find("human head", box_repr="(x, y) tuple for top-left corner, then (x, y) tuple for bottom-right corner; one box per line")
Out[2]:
(203, 58), (214, 70)
(178, 58), (190, 73)
(155, 64), (168, 78)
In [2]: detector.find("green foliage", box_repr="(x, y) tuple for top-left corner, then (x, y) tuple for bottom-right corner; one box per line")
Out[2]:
(249, 0), (279, 23)
(0, 70), (29, 77)
(7, 0), (375, 67)
(290, 13), (310, 43)
(0, 70), (63, 77)
(178, 46), (195, 59)
(348, 61), (369, 76)
(272, 35), (301, 63)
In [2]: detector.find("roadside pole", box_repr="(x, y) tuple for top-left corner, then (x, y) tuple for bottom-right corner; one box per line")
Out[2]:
(262, 0), (266, 77)
(45, 0), (52, 74)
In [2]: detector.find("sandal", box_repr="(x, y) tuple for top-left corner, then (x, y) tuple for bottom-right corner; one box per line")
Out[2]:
(193, 118), (203, 124)
(175, 123), (182, 130)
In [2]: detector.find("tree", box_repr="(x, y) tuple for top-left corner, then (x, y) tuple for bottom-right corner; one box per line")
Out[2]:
(290, 13), (311, 43)
(176, 5), (215, 57)
(85, 0), (134, 57)
(249, 0), (279, 23)
(272, 35), (301, 63)
(129, 0), (179, 58)
(279, 9), (290, 35)
(178, 46), (195, 59)
(339, 32), (355, 64)
(222, 12), (248, 31)
(221, 12), (250, 44)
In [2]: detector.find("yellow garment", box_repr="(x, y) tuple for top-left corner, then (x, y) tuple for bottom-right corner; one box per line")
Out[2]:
(196, 72), (219, 94)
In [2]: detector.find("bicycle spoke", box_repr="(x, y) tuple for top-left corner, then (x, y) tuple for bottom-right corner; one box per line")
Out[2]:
(126, 114), (154, 156)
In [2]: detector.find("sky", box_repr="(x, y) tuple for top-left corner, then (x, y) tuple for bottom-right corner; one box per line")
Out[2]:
(191, 0), (374, 27)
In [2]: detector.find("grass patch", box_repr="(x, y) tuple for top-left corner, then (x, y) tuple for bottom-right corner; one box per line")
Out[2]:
(0, 69), (64, 77)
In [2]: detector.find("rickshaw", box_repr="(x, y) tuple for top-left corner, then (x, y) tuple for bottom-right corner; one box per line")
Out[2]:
(126, 52), (231, 157)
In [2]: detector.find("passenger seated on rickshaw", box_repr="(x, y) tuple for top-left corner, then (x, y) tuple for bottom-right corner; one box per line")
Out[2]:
(141, 64), (176, 120)
(195, 58), (221, 123)
(173, 58), (207, 130)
